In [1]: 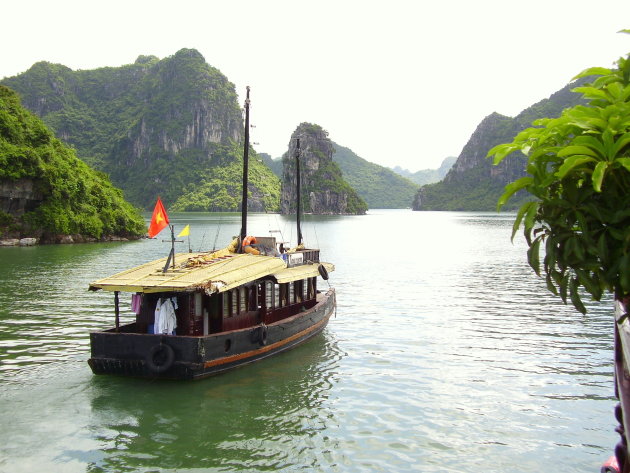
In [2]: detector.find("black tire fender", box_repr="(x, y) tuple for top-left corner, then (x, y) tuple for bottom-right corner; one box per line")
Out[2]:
(146, 342), (175, 374)
(318, 263), (329, 280)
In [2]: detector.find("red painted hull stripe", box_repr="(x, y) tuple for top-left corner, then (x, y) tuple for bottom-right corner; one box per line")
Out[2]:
(203, 311), (331, 369)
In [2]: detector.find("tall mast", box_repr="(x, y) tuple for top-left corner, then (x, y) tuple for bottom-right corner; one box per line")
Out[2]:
(239, 86), (251, 252)
(296, 138), (303, 246)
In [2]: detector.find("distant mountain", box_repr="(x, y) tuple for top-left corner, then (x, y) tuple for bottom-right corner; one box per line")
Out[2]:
(332, 143), (418, 208)
(0, 85), (145, 242)
(264, 143), (419, 209)
(1, 49), (280, 211)
(260, 152), (282, 177)
(281, 123), (367, 215)
(413, 78), (589, 211)
(391, 156), (456, 186)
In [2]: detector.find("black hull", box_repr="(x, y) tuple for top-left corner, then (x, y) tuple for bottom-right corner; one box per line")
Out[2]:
(88, 289), (335, 380)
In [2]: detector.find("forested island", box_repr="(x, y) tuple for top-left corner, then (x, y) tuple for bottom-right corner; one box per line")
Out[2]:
(0, 86), (145, 244)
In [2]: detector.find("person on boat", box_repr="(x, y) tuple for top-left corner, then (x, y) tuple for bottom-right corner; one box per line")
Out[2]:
(242, 236), (280, 257)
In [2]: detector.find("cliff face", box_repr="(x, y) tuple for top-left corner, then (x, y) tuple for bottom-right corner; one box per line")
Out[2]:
(0, 49), (271, 210)
(0, 178), (42, 216)
(413, 78), (589, 211)
(281, 123), (367, 215)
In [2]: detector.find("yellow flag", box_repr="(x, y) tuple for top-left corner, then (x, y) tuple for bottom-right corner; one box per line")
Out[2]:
(177, 224), (190, 237)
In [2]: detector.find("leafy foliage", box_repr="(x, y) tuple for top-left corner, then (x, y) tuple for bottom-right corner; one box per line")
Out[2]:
(0, 85), (146, 239)
(170, 144), (280, 212)
(489, 43), (630, 313)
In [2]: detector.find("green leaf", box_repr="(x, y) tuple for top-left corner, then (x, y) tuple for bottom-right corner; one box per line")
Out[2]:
(523, 201), (539, 231)
(528, 237), (542, 276)
(555, 155), (596, 179)
(572, 67), (612, 81)
(546, 273), (558, 295)
(559, 273), (570, 304)
(557, 145), (599, 159)
(497, 177), (533, 210)
(570, 277), (587, 314)
(617, 157), (630, 172)
(592, 161), (608, 192)
(511, 201), (535, 241)
(612, 134), (630, 159)
(572, 135), (607, 156)
(572, 86), (611, 102)
(575, 269), (602, 301)
(488, 143), (521, 164)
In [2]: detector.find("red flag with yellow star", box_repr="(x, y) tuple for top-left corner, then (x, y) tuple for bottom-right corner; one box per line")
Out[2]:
(148, 197), (169, 238)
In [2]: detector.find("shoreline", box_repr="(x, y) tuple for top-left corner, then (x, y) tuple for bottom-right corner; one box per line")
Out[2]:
(0, 235), (143, 247)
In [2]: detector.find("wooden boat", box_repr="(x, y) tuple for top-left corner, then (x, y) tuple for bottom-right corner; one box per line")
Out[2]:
(87, 87), (336, 380)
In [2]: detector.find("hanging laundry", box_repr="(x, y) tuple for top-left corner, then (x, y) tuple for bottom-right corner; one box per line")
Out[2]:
(155, 297), (177, 335)
(131, 293), (142, 314)
(153, 298), (163, 334)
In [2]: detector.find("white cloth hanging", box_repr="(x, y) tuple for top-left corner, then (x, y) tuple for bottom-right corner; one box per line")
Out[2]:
(154, 297), (177, 335)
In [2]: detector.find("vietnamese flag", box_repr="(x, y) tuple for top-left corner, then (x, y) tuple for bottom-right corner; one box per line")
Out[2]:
(148, 197), (169, 238)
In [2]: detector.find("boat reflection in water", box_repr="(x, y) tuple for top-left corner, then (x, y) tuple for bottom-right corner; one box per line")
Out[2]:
(87, 332), (343, 471)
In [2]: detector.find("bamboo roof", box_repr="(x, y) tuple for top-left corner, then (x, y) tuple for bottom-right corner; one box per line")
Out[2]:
(89, 251), (287, 294)
(89, 249), (335, 294)
(272, 262), (335, 284)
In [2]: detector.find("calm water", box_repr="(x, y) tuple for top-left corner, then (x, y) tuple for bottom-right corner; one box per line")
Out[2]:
(0, 210), (617, 472)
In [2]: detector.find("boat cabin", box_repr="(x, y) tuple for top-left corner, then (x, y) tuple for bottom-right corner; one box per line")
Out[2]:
(90, 237), (330, 339)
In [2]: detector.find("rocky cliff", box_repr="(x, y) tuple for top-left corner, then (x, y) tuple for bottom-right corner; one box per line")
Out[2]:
(1, 49), (280, 210)
(281, 123), (367, 215)
(413, 78), (589, 210)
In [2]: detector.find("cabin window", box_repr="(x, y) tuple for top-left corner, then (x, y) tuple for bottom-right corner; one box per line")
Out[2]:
(250, 285), (258, 311)
(289, 283), (295, 305)
(294, 280), (302, 303)
(265, 281), (274, 308)
(222, 293), (229, 317)
(274, 283), (280, 308)
(239, 287), (247, 313)
(307, 277), (315, 300)
(231, 290), (238, 316)
(279, 284), (288, 307)
(302, 279), (308, 301)
(194, 292), (203, 317)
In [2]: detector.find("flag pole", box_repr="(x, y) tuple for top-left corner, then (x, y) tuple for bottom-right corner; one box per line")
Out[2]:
(162, 224), (183, 272)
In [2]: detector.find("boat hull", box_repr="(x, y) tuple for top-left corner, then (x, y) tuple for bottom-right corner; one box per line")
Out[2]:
(88, 289), (335, 380)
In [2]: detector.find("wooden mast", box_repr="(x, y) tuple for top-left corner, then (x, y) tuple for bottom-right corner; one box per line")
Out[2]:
(239, 86), (251, 253)
(296, 138), (303, 246)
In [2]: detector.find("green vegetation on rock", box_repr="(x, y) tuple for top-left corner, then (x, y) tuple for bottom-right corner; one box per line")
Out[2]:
(0, 85), (146, 241)
(281, 123), (367, 215)
(1, 49), (276, 211)
(332, 143), (418, 208)
(171, 144), (280, 212)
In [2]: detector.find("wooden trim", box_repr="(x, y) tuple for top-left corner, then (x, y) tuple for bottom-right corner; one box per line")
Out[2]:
(203, 309), (331, 369)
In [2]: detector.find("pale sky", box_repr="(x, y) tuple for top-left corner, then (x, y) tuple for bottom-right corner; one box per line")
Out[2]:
(2, 0), (629, 171)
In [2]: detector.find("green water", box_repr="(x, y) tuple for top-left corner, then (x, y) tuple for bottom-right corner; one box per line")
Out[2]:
(0, 210), (618, 472)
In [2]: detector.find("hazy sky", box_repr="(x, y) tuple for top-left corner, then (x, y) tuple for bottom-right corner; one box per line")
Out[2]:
(2, 0), (629, 171)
